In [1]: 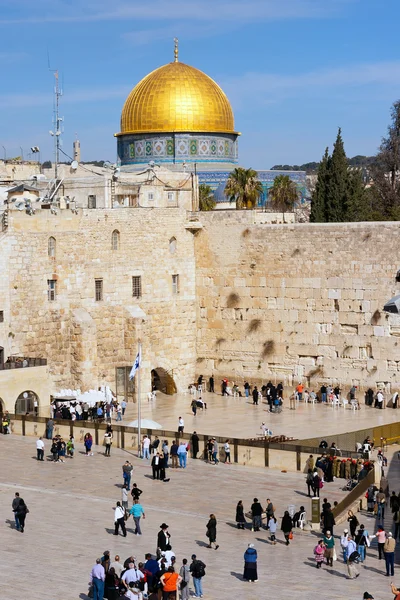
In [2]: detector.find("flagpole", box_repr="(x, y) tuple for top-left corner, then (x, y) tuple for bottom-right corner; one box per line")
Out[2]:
(137, 341), (142, 459)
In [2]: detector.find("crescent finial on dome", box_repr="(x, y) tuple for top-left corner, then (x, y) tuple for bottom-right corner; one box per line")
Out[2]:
(174, 37), (179, 62)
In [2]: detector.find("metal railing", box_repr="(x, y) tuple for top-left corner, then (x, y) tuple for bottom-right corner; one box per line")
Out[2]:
(0, 357), (47, 370)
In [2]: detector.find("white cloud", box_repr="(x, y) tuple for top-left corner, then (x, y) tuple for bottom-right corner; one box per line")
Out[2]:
(222, 61), (400, 108)
(0, 0), (352, 24)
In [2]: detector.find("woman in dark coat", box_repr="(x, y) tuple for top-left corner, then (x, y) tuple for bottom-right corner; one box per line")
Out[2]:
(16, 499), (28, 533)
(243, 544), (258, 582)
(236, 500), (246, 529)
(104, 567), (119, 600)
(281, 510), (293, 545)
(347, 510), (359, 537)
(206, 514), (219, 549)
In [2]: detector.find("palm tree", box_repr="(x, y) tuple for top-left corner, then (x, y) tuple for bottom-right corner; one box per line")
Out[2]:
(268, 174), (299, 221)
(224, 167), (263, 209)
(198, 184), (216, 211)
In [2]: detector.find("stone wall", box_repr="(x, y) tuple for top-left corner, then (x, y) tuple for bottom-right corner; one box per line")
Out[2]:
(2, 207), (197, 396)
(195, 215), (400, 392)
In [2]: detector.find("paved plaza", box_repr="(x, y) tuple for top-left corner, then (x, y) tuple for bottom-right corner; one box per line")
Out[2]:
(1, 433), (400, 600)
(124, 390), (400, 440)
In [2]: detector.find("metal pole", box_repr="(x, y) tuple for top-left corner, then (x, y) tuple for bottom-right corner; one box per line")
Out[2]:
(20, 147), (24, 161)
(2, 146), (6, 161)
(137, 341), (142, 458)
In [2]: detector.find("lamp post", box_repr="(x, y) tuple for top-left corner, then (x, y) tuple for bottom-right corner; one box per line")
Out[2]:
(2, 146), (6, 161)
(20, 147), (24, 161)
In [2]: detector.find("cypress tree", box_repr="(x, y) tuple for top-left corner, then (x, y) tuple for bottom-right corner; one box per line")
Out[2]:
(345, 169), (369, 221)
(310, 147), (329, 222)
(325, 128), (348, 222)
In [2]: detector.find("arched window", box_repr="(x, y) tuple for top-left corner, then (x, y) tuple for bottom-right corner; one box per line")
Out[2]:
(15, 390), (39, 415)
(169, 237), (177, 254)
(48, 236), (56, 258)
(112, 230), (120, 251)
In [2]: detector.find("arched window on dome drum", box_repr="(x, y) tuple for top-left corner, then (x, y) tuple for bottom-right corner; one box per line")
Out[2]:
(48, 236), (56, 258)
(169, 237), (177, 254)
(112, 230), (120, 251)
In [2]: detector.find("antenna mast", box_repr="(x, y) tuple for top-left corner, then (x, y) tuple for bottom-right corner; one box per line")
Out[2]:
(53, 70), (62, 179)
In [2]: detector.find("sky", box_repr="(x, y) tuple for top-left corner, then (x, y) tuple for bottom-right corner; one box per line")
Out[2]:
(0, 0), (399, 168)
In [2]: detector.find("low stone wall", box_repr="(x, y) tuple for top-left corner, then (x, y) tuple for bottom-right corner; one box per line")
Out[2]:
(7, 414), (360, 474)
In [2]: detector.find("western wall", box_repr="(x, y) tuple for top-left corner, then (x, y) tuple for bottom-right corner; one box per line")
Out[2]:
(195, 212), (400, 393)
(1, 207), (400, 410)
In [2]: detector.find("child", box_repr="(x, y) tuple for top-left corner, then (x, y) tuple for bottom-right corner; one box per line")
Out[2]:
(314, 540), (325, 568)
(121, 484), (129, 511)
(269, 517), (277, 544)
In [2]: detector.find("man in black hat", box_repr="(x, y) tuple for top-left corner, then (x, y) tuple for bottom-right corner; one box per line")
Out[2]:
(363, 593), (374, 600)
(157, 523), (171, 553)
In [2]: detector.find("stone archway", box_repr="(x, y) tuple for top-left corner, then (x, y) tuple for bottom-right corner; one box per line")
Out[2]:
(0, 397), (4, 417)
(15, 390), (39, 415)
(151, 368), (177, 395)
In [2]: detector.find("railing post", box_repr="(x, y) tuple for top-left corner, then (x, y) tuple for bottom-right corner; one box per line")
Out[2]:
(22, 415), (25, 436)
(264, 443), (269, 467)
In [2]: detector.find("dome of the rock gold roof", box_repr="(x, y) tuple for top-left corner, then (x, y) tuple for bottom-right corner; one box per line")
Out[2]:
(118, 60), (236, 135)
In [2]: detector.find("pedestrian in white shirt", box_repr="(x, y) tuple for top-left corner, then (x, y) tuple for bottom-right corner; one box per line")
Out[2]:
(178, 417), (184, 434)
(114, 502), (127, 537)
(36, 437), (45, 461)
(142, 436), (151, 460)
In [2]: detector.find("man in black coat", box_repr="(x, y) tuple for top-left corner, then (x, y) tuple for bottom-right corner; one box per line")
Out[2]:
(252, 387), (259, 405)
(191, 432), (200, 459)
(157, 523), (171, 552)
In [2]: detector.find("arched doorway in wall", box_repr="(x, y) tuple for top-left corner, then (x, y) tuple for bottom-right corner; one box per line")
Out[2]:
(151, 368), (177, 395)
(0, 346), (4, 368)
(15, 391), (39, 415)
(0, 397), (4, 418)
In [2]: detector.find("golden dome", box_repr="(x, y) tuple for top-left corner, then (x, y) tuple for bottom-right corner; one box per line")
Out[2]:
(118, 60), (236, 135)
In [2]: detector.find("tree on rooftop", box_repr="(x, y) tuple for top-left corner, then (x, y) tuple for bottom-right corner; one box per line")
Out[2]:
(224, 167), (263, 209)
(268, 174), (299, 221)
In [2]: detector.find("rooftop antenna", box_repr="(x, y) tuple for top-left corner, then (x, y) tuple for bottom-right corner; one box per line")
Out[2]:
(174, 37), (179, 62)
(48, 51), (63, 180)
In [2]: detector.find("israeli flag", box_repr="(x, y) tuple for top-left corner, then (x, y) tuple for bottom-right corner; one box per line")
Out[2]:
(129, 348), (141, 380)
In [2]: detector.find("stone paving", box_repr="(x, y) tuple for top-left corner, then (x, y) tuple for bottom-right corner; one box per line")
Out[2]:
(1, 434), (400, 600)
(122, 390), (400, 440)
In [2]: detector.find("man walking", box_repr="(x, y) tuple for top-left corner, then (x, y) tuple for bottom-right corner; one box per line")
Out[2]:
(36, 437), (45, 461)
(251, 498), (263, 532)
(265, 499), (274, 528)
(346, 536), (359, 579)
(114, 501), (127, 537)
(122, 461), (133, 490)
(212, 438), (219, 464)
(90, 559), (105, 600)
(121, 399), (127, 416)
(46, 418), (54, 440)
(129, 498), (145, 535)
(191, 432), (200, 459)
(384, 531), (396, 577)
(209, 375), (214, 393)
(190, 554), (206, 598)
(180, 558), (190, 600)
(12, 492), (22, 530)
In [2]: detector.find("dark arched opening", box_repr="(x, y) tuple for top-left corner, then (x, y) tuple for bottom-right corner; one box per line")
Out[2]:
(151, 368), (177, 395)
(15, 391), (39, 415)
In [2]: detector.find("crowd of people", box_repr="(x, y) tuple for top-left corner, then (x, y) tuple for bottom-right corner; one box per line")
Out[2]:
(89, 519), (208, 599)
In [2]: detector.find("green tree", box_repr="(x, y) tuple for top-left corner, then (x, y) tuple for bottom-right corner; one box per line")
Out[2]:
(224, 167), (263, 209)
(198, 184), (216, 211)
(369, 100), (400, 219)
(268, 174), (299, 221)
(345, 169), (369, 221)
(325, 128), (349, 221)
(310, 147), (330, 222)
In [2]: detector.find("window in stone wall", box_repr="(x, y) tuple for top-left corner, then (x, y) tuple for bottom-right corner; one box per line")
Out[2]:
(88, 195), (97, 209)
(148, 193), (154, 203)
(169, 237), (177, 254)
(167, 191), (176, 205)
(95, 278), (103, 301)
(172, 274), (179, 295)
(132, 276), (142, 299)
(0, 311), (3, 323)
(111, 229), (120, 251)
(47, 279), (57, 301)
(48, 236), (56, 258)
